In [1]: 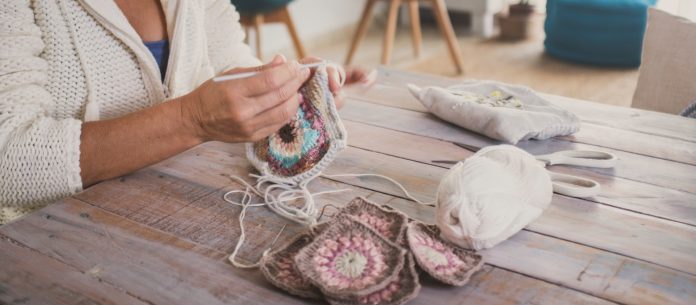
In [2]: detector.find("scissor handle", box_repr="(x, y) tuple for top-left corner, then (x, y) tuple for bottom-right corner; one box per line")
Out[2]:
(549, 172), (601, 198)
(536, 150), (617, 168)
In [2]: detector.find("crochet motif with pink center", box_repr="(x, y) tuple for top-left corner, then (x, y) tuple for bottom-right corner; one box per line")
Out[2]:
(360, 254), (419, 305)
(316, 234), (385, 289)
(259, 197), (484, 304)
(295, 215), (406, 298)
(406, 222), (484, 286)
(339, 197), (408, 243)
(249, 67), (345, 180)
(328, 253), (420, 305)
(260, 233), (322, 299)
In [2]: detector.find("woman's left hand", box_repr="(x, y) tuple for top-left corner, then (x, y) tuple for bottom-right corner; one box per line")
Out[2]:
(300, 57), (377, 108)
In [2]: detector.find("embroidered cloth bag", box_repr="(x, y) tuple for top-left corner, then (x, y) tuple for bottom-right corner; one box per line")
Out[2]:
(409, 81), (580, 144)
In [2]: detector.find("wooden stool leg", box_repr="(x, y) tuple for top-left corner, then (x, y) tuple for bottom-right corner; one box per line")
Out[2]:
(345, 0), (377, 65)
(253, 14), (264, 60)
(279, 7), (306, 59)
(382, 0), (403, 65)
(408, 0), (422, 57)
(430, 0), (464, 74)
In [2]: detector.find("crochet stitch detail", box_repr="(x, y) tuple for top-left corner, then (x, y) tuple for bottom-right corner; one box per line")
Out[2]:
(338, 197), (408, 243)
(406, 222), (484, 286)
(260, 233), (323, 299)
(327, 254), (420, 305)
(294, 214), (406, 298)
(246, 65), (347, 185)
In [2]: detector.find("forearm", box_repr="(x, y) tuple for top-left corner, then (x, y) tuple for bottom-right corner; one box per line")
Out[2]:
(79, 96), (202, 187)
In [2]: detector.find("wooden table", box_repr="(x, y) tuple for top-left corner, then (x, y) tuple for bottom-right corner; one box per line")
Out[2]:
(2, 69), (695, 305)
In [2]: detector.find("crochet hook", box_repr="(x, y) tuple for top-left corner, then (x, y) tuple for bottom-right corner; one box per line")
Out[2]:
(212, 61), (326, 83)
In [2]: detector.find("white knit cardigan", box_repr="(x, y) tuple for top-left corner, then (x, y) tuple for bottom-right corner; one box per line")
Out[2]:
(0, 0), (261, 223)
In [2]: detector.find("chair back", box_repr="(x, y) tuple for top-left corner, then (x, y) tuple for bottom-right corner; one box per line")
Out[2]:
(632, 9), (696, 114)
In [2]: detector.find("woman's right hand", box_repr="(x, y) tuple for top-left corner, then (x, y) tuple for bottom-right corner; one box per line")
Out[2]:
(179, 55), (311, 143)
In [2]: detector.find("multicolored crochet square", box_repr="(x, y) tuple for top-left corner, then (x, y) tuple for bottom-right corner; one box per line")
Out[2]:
(247, 65), (347, 184)
(327, 253), (420, 305)
(406, 222), (484, 286)
(339, 197), (408, 243)
(294, 214), (406, 299)
(260, 233), (322, 299)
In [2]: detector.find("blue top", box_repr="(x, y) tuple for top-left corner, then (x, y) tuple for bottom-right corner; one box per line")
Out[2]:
(143, 39), (170, 82)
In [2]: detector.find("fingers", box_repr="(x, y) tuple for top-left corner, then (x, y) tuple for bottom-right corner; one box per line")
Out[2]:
(250, 68), (310, 114)
(327, 65), (341, 94)
(344, 67), (377, 88)
(242, 60), (310, 96)
(249, 121), (287, 142)
(250, 93), (302, 133)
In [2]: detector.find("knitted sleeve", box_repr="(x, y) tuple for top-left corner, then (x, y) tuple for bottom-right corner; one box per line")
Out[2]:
(0, 0), (83, 208)
(203, 0), (262, 74)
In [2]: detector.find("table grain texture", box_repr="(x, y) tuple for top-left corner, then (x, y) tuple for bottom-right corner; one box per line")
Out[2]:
(2, 69), (695, 305)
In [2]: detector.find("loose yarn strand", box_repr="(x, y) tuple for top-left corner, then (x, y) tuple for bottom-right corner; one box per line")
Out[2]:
(226, 182), (268, 268)
(322, 173), (434, 207)
(224, 174), (350, 268)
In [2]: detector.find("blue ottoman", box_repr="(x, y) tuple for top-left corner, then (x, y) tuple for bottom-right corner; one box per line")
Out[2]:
(544, 0), (657, 67)
(231, 0), (293, 14)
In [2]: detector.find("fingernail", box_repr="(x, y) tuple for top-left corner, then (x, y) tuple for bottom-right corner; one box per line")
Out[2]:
(332, 72), (341, 86)
(301, 67), (310, 76)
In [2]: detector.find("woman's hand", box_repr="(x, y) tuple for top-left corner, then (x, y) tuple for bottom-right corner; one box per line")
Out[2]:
(180, 55), (311, 143)
(300, 57), (377, 109)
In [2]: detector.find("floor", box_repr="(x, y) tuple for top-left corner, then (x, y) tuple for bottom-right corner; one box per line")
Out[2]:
(285, 14), (640, 107)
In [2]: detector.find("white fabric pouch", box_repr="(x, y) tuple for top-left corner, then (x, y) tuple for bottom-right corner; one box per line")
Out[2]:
(408, 81), (581, 144)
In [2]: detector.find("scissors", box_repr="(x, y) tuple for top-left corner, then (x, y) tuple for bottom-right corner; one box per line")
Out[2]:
(432, 142), (618, 198)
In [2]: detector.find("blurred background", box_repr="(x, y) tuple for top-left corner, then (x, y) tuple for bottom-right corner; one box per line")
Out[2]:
(233, 0), (695, 108)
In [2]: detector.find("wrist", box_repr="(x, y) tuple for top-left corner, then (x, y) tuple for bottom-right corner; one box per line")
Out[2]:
(175, 92), (207, 144)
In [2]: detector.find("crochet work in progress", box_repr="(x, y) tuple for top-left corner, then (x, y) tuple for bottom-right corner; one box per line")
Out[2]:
(247, 65), (347, 184)
(258, 197), (484, 305)
(232, 65), (348, 227)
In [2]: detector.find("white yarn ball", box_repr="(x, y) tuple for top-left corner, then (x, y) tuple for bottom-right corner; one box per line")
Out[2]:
(435, 145), (552, 250)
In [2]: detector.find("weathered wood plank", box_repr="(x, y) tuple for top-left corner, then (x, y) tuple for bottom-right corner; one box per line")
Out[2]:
(0, 237), (149, 305)
(0, 199), (316, 305)
(2, 197), (614, 305)
(143, 141), (695, 305)
(347, 85), (696, 166)
(152, 142), (696, 277)
(362, 68), (696, 144)
(74, 169), (216, 226)
(340, 100), (696, 194)
(344, 120), (696, 226)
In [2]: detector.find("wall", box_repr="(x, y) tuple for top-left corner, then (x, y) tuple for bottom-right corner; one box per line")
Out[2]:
(250, 0), (696, 61)
(656, 0), (696, 21)
(248, 0), (368, 60)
